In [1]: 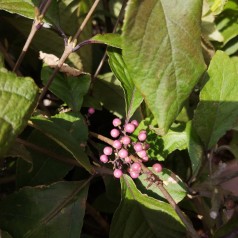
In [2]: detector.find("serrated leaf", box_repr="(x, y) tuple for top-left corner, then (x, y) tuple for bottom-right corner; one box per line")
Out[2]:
(30, 116), (93, 173)
(91, 33), (122, 48)
(0, 181), (88, 238)
(0, 71), (38, 158)
(110, 175), (186, 238)
(193, 51), (238, 148)
(122, 0), (206, 134)
(41, 66), (91, 111)
(107, 47), (143, 119)
(136, 168), (187, 203)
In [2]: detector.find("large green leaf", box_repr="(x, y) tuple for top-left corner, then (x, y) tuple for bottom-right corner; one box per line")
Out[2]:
(91, 33), (122, 49)
(136, 168), (187, 203)
(30, 116), (93, 173)
(107, 47), (143, 119)
(110, 175), (186, 238)
(122, 0), (206, 134)
(41, 66), (91, 111)
(0, 70), (38, 158)
(193, 51), (238, 148)
(0, 181), (89, 238)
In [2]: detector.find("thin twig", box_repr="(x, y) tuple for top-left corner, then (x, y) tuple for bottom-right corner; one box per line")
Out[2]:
(89, 131), (199, 238)
(0, 175), (16, 185)
(72, 0), (101, 41)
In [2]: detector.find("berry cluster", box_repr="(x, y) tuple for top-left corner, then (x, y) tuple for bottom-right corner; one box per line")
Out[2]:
(99, 118), (162, 179)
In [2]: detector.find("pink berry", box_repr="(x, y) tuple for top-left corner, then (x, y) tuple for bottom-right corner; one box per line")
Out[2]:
(114, 169), (123, 178)
(100, 154), (108, 163)
(131, 162), (141, 172)
(137, 150), (147, 158)
(124, 123), (135, 133)
(112, 118), (121, 127)
(103, 146), (113, 155)
(140, 130), (147, 134)
(88, 107), (95, 115)
(131, 120), (139, 127)
(133, 143), (143, 152)
(144, 143), (150, 150)
(130, 171), (140, 179)
(142, 156), (149, 162)
(152, 163), (163, 173)
(113, 140), (122, 149)
(118, 148), (128, 159)
(121, 136), (131, 145)
(138, 132), (147, 141)
(110, 128), (120, 138)
(124, 157), (131, 163)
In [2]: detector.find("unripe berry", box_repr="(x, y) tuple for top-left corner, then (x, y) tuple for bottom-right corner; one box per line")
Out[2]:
(113, 140), (122, 149)
(131, 120), (139, 127)
(131, 162), (141, 172)
(114, 169), (123, 178)
(103, 146), (113, 155)
(124, 123), (135, 133)
(130, 171), (140, 179)
(152, 163), (163, 173)
(137, 150), (147, 158)
(110, 128), (120, 138)
(138, 132), (147, 141)
(133, 143), (143, 152)
(88, 107), (95, 115)
(112, 118), (121, 127)
(118, 148), (128, 159)
(100, 154), (108, 163)
(121, 135), (131, 145)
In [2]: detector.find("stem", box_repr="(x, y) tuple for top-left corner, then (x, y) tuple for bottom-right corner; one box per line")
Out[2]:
(72, 0), (101, 41)
(13, 0), (52, 73)
(0, 175), (16, 185)
(89, 131), (199, 238)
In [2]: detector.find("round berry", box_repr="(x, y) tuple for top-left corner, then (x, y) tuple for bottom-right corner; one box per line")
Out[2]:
(142, 156), (149, 162)
(103, 146), (113, 155)
(88, 107), (95, 115)
(121, 135), (131, 145)
(110, 128), (120, 138)
(124, 157), (131, 163)
(113, 140), (122, 149)
(114, 169), (123, 178)
(100, 154), (108, 163)
(118, 148), (128, 159)
(112, 118), (121, 127)
(152, 163), (163, 173)
(130, 171), (140, 179)
(124, 123), (135, 133)
(131, 120), (139, 127)
(131, 162), (141, 172)
(144, 143), (150, 150)
(138, 132), (147, 141)
(137, 150), (147, 158)
(133, 143), (143, 152)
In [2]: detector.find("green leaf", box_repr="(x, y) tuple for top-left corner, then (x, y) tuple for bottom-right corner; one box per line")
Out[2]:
(110, 175), (186, 238)
(186, 121), (204, 177)
(30, 116), (93, 173)
(41, 66), (91, 111)
(0, 0), (59, 25)
(136, 168), (187, 203)
(16, 130), (73, 188)
(210, 0), (228, 15)
(0, 181), (89, 238)
(91, 33), (122, 48)
(107, 47), (143, 119)
(0, 71), (38, 158)
(193, 51), (238, 148)
(122, 0), (206, 134)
